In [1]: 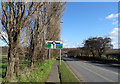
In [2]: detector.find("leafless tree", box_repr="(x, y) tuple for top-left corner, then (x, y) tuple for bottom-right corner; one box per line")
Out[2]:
(28, 2), (66, 67)
(0, 1), (66, 81)
(0, 1), (43, 80)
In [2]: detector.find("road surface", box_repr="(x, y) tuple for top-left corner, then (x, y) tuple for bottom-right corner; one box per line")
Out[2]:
(62, 57), (119, 82)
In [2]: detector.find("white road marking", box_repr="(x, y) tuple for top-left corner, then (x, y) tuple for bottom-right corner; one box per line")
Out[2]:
(75, 62), (115, 82)
(84, 62), (118, 75)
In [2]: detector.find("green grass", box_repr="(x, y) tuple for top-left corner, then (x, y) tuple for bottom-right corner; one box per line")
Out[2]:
(19, 59), (31, 67)
(0, 55), (56, 82)
(0, 59), (30, 80)
(0, 60), (7, 82)
(0, 61), (7, 77)
(0, 55), (8, 79)
(58, 60), (80, 82)
(19, 58), (56, 82)
(0, 54), (8, 79)
(0, 55), (8, 58)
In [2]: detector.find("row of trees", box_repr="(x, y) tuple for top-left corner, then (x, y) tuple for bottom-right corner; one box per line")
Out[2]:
(0, 1), (66, 80)
(67, 37), (115, 60)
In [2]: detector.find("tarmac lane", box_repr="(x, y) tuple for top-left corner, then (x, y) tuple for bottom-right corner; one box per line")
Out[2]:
(63, 57), (119, 82)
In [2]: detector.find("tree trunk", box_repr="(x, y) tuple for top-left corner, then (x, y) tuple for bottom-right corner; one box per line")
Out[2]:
(106, 55), (109, 59)
(5, 45), (16, 80)
(31, 52), (35, 68)
(5, 31), (20, 80)
(31, 60), (34, 68)
(14, 52), (19, 77)
(99, 54), (102, 58)
(31, 48), (36, 68)
(91, 52), (95, 58)
(98, 52), (102, 58)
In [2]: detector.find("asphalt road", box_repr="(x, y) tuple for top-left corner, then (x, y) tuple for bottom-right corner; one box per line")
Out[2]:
(62, 57), (119, 82)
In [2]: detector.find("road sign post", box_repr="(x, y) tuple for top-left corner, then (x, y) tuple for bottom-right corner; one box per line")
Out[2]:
(45, 41), (63, 64)
(49, 49), (50, 64)
(60, 49), (61, 65)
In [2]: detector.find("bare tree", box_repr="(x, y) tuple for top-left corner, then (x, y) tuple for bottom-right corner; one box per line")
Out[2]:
(0, 1), (66, 81)
(0, 2), (43, 80)
(28, 2), (66, 67)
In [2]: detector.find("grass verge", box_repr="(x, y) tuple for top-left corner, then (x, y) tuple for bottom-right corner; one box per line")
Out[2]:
(58, 60), (79, 82)
(0, 55), (56, 82)
(18, 58), (56, 82)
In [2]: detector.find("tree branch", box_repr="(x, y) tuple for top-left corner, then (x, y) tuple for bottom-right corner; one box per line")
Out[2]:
(0, 31), (9, 45)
